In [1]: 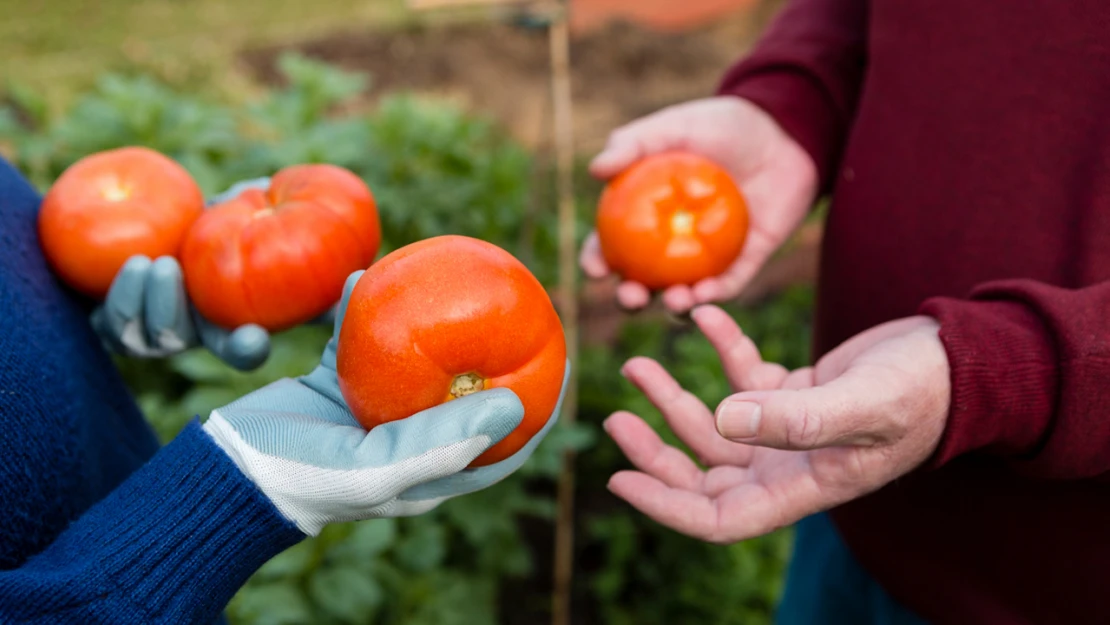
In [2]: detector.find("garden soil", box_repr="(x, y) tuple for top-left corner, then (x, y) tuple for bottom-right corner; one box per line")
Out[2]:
(239, 3), (783, 155)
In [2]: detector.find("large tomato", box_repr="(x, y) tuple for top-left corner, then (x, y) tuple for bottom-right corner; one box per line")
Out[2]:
(181, 164), (381, 332)
(596, 150), (750, 289)
(336, 235), (567, 467)
(38, 146), (205, 299)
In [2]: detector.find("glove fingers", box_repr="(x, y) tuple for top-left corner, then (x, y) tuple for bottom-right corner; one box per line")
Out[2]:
(399, 359), (570, 502)
(102, 255), (153, 354)
(144, 256), (196, 351)
(354, 387), (524, 468)
(225, 324), (271, 371)
(225, 386), (523, 472)
(317, 269), (365, 372)
(195, 313), (271, 372)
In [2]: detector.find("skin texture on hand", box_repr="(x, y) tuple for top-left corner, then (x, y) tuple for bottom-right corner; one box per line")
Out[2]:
(580, 97), (819, 313)
(603, 305), (951, 544)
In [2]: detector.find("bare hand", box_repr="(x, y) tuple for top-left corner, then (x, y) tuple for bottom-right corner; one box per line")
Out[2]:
(603, 305), (951, 543)
(580, 97), (819, 313)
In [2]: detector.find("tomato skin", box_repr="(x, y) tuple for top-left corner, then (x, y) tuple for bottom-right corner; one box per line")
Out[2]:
(38, 146), (205, 299)
(596, 150), (750, 289)
(181, 164), (381, 332)
(336, 235), (567, 467)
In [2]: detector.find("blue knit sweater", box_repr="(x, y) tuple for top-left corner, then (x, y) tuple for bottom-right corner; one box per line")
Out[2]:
(0, 158), (306, 624)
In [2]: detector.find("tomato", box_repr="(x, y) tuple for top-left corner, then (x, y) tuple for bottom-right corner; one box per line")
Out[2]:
(38, 146), (205, 299)
(336, 235), (567, 467)
(181, 164), (381, 332)
(595, 150), (750, 289)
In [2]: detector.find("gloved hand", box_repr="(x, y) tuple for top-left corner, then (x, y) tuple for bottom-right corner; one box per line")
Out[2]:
(90, 177), (277, 371)
(202, 270), (568, 535)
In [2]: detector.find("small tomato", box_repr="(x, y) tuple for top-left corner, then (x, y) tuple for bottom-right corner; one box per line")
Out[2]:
(38, 146), (205, 299)
(181, 164), (381, 332)
(596, 150), (750, 289)
(336, 235), (567, 467)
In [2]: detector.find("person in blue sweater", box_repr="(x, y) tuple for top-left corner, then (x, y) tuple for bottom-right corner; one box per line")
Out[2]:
(0, 157), (568, 624)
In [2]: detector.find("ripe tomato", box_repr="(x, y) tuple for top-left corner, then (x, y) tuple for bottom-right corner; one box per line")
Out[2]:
(336, 235), (567, 467)
(181, 164), (381, 332)
(595, 150), (750, 289)
(38, 146), (205, 299)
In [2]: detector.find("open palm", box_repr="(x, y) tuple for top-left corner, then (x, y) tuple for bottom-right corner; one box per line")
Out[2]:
(581, 97), (819, 313)
(604, 305), (950, 543)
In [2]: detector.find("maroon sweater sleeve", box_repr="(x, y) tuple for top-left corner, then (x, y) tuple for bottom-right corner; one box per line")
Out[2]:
(918, 280), (1110, 480)
(716, 0), (869, 190)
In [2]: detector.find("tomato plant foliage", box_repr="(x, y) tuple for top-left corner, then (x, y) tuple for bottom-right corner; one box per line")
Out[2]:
(1, 54), (808, 624)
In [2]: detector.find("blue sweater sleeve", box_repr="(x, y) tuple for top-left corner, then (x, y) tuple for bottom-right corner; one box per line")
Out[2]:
(0, 421), (306, 624)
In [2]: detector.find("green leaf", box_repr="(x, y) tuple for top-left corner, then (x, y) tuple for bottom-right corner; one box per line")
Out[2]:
(331, 519), (397, 565)
(170, 350), (234, 384)
(254, 540), (317, 582)
(308, 565), (384, 625)
(228, 581), (313, 625)
(394, 518), (446, 573)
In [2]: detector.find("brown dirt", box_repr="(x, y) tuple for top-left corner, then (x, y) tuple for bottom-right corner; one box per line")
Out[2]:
(239, 2), (784, 155)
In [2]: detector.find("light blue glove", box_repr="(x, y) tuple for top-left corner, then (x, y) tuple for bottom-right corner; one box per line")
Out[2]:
(202, 270), (568, 535)
(91, 177), (283, 371)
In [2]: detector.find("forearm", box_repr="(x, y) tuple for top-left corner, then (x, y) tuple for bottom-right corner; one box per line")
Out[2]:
(716, 0), (870, 190)
(0, 421), (304, 624)
(919, 278), (1110, 479)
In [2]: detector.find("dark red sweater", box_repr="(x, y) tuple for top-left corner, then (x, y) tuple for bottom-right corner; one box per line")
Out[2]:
(718, 1), (1110, 623)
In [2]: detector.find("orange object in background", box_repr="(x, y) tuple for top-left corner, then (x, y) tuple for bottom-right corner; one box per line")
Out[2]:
(595, 150), (749, 290)
(181, 164), (381, 332)
(38, 146), (205, 300)
(336, 235), (567, 468)
(569, 0), (759, 34)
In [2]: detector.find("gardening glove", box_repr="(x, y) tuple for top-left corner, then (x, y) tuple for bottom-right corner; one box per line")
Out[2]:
(202, 270), (569, 536)
(90, 177), (287, 371)
(90, 254), (271, 370)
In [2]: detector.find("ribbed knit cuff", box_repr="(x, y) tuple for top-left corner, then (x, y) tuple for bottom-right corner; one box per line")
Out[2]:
(717, 67), (846, 192)
(917, 296), (1059, 468)
(22, 419), (306, 623)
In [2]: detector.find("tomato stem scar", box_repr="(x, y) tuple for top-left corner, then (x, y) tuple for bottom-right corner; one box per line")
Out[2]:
(670, 210), (695, 235)
(449, 373), (485, 399)
(101, 179), (131, 202)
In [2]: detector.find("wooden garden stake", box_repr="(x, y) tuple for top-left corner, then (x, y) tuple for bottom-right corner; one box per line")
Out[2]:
(404, 2), (579, 624)
(545, 7), (579, 625)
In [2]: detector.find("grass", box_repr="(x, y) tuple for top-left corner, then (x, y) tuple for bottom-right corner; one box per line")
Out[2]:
(0, 0), (416, 110)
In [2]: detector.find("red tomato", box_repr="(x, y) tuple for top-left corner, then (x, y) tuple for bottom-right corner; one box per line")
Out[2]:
(181, 164), (381, 332)
(38, 146), (205, 299)
(596, 150), (750, 289)
(336, 235), (567, 467)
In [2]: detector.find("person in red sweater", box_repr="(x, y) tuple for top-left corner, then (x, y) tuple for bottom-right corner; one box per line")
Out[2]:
(580, 1), (1110, 624)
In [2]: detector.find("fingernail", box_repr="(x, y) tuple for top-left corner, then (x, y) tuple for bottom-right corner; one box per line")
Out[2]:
(716, 401), (762, 439)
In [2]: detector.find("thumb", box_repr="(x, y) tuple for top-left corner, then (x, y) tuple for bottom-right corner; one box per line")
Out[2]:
(713, 374), (880, 450)
(589, 137), (643, 179)
(315, 269), (365, 372)
(589, 119), (684, 179)
(195, 314), (270, 372)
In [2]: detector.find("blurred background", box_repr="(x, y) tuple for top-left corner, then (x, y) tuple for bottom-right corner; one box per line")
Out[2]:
(0, 0), (824, 623)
